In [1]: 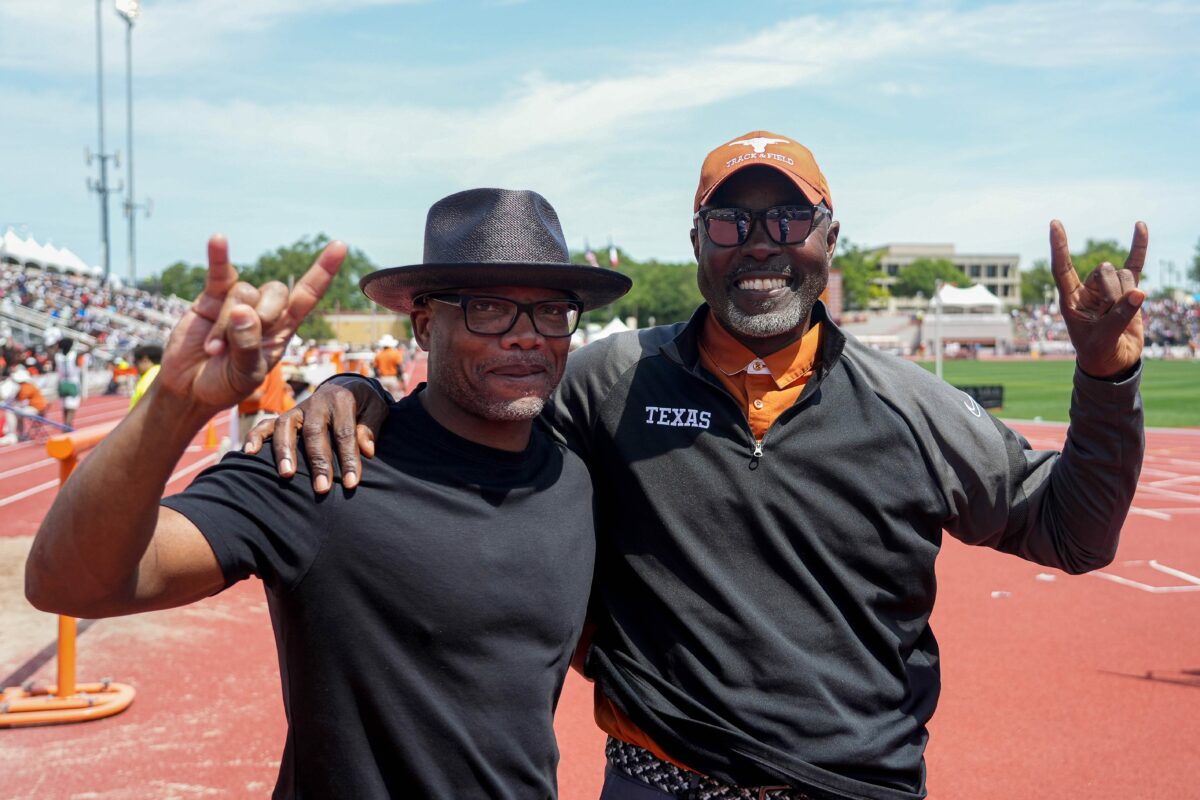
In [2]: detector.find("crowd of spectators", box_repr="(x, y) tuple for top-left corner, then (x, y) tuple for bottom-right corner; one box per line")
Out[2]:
(0, 263), (186, 362)
(1013, 297), (1199, 357)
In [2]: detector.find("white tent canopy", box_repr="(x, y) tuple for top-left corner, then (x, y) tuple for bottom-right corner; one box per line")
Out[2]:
(1, 228), (99, 275)
(936, 283), (1003, 312)
(590, 316), (631, 342)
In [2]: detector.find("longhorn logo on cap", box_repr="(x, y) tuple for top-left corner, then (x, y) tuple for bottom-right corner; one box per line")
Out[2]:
(728, 137), (789, 154)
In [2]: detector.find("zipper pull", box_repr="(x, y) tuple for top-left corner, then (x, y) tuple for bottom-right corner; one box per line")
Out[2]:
(752, 439), (763, 458)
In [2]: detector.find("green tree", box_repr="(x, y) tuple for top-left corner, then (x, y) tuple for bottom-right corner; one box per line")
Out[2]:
(572, 248), (702, 327)
(892, 258), (967, 298)
(1020, 259), (1056, 307)
(831, 238), (878, 310)
(297, 314), (336, 341)
(240, 234), (377, 313)
(1070, 239), (1129, 282)
(141, 261), (208, 299)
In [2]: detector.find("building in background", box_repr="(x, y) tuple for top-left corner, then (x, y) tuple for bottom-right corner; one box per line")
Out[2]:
(872, 243), (1022, 308)
(322, 312), (410, 349)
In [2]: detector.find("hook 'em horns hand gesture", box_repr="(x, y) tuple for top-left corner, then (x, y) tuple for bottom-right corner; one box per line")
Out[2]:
(157, 234), (347, 413)
(1050, 220), (1147, 380)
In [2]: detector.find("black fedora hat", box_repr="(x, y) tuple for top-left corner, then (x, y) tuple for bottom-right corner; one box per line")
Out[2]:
(360, 188), (631, 314)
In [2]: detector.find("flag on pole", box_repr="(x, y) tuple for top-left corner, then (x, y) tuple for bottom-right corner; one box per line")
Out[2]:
(584, 239), (599, 268)
(608, 240), (619, 269)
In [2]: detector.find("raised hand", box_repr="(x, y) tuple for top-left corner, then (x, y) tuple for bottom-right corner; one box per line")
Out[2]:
(158, 235), (346, 412)
(1050, 220), (1147, 380)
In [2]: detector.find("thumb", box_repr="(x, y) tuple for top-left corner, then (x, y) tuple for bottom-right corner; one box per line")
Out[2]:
(227, 305), (265, 385)
(1101, 289), (1146, 331)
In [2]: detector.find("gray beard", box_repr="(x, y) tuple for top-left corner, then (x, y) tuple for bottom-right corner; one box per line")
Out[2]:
(428, 355), (553, 423)
(715, 276), (825, 339)
(469, 395), (546, 421)
(717, 297), (808, 338)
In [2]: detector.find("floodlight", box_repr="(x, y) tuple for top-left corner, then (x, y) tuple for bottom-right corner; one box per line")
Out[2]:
(114, 0), (140, 23)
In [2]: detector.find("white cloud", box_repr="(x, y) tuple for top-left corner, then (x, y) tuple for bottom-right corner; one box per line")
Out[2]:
(3, 1), (1196, 273)
(112, 3), (1196, 171)
(0, 0), (425, 75)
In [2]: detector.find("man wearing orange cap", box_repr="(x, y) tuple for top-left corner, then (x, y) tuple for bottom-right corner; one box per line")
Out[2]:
(259, 132), (1147, 800)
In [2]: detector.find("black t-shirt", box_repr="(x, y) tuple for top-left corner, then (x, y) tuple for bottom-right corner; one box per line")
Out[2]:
(162, 391), (595, 799)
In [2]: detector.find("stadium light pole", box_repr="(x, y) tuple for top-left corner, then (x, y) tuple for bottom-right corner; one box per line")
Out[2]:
(115, 0), (149, 288)
(87, 0), (122, 285)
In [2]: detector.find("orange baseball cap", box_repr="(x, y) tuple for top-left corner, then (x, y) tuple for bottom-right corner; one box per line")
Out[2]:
(694, 131), (832, 213)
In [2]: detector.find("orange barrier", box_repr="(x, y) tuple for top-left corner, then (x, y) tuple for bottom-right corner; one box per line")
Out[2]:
(0, 419), (136, 727)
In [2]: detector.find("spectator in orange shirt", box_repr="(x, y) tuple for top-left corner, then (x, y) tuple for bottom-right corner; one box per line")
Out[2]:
(238, 361), (290, 443)
(10, 367), (47, 440)
(372, 334), (407, 397)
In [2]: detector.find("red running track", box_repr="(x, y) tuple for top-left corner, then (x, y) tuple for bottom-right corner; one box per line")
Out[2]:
(0, 389), (1197, 798)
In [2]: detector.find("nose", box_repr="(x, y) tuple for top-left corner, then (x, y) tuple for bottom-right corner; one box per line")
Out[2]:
(741, 219), (780, 262)
(498, 308), (544, 349)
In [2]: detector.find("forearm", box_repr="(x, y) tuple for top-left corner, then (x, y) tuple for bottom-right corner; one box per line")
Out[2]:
(25, 383), (216, 613)
(1008, 365), (1144, 573)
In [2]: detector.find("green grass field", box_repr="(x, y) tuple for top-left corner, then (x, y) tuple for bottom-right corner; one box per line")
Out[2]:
(915, 359), (1200, 428)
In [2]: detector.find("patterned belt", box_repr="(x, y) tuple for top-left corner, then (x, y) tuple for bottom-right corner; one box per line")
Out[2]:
(605, 737), (825, 800)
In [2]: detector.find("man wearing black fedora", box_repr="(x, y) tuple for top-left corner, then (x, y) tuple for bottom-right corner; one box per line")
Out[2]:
(25, 189), (631, 799)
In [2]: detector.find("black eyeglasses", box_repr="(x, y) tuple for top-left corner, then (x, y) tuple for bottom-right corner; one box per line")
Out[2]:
(419, 294), (583, 338)
(694, 205), (825, 247)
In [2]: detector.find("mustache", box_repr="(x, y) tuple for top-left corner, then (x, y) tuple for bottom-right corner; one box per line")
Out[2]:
(476, 353), (556, 374)
(727, 264), (796, 282)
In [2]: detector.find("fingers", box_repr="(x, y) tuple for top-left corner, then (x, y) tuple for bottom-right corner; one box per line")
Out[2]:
(254, 281), (291, 331)
(1117, 264), (1138, 298)
(1087, 263), (1124, 309)
(192, 235), (240, 322)
(356, 424), (376, 459)
(1096, 290), (1145, 338)
(1124, 221), (1149, 286)
(331, 389), (364, 489)
(302, 406), (339, 494)
(270, 410), (304, 478)
(280, 241), (347, 332)
(242, 415), (278, 455)
(1049, 220), (1082, 299)
(205, 283), (262, 357)
(226, 305), (266, 385)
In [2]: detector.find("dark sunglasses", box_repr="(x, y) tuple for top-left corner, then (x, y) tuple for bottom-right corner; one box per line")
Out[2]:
(418, 293), (583, 338)
(694, 204), (825, 247)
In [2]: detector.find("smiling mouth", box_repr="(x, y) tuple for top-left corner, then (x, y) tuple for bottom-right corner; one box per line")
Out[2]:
(734, 275), (791, 291)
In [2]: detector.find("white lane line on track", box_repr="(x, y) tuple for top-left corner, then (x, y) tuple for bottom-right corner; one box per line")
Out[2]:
(1140, 467), (1185, 480)
(1151, 457), (1200, 470)
(1135, 484), (1200, 503)
(1146, 475), (1200, 488)
(0, 457), (55, 479)
(1090, 559), (1200, 594)
(1090, 573), (1200, 593)
(0, 478), (61, 508)
(0, 451), (220, 507)
(0, 448), (206, 482)
(164, 452), (220, 486)
(1129, 507), (1172, 520)
(1150, 560), (1200, 583)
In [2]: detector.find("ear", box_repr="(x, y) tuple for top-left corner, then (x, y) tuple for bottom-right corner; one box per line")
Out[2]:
(690, 226), (700, 261)
(825, 219), (840, 260)
(410, 306), (433, 351)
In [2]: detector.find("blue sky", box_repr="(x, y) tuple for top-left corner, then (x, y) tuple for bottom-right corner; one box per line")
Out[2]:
(2, 0), (1197, 290)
